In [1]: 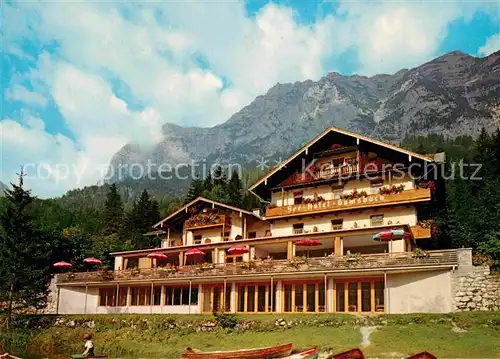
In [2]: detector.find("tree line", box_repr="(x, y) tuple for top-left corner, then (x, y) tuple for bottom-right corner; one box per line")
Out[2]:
(402, 128), (500, 267)
(0, 164), (264, 325)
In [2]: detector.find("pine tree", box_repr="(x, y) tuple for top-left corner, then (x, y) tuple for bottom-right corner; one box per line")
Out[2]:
(203, 172), (213, 192)
(102, 183), (124, 235)
(473, 127), (493, 176)
(185, 177), (204, 204)
(227, 170), (243, 207)
(490, 128), (500, 177)
(148, 198), (161, 226)
(212, 164), (227, 187)
(0, 172), (56, 327)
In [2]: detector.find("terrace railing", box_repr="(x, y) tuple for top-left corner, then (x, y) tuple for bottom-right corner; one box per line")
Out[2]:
(57, 249), (458, 284)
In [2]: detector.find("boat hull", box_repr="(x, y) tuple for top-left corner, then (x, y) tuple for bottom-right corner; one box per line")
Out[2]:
(182, 343), (293, 359)
(327, 348), (365, 359)
(282, 347), (318, 359)
(406, 351), (438, 359)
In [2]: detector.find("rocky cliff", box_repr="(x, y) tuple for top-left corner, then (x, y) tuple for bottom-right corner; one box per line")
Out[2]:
(109, 50), (500, 181)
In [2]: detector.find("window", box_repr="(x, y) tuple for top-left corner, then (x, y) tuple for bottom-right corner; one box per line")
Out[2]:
(194, 235), (202, 245)
(331, 219), (343, 230)
(293, 223), (304, 234)
(182, 287), (190, 305)
(293, 191), (303, 205)
(153, 286), (162, 306)
(223, 231), (230, 241)
(336, 283), (345, 312)
(130, 287), (151, 306)
(164, 286), (197, 305)
(248, 231), (257, 239)
(334, 280), (384, 313)
(282, 282), (324, 312)
(99, 288), (116, 307)
(126, 258), (138, 269)
(191, 287), (199, 305)
(173, 287), (181, 305)
(370, 214), (384, 226)
(118, 287), (127, 306)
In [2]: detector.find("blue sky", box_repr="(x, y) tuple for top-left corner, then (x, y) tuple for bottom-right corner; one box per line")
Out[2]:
(1, 0), (499, 197)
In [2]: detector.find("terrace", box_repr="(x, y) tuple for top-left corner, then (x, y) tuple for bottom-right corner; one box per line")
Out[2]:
(57, 248), (458, 284)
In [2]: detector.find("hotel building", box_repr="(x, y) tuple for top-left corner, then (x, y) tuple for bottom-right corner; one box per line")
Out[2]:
(56, 127), (469, 315)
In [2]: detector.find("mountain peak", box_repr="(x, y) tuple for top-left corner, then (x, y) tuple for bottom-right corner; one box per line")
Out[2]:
(107, 51), (500, 186)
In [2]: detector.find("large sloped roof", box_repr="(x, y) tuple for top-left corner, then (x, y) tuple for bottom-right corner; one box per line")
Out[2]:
(153, 196), (258, 228)
(248, 126), (436, 198)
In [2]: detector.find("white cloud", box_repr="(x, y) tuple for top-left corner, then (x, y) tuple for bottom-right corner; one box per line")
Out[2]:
(335, 1), (472, 75)
(478, 34), (500, 56)
(5, 84), (49, 107)
(1, 0), (497, 196)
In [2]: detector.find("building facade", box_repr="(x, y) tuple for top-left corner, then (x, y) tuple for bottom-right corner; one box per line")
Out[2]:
(56, 127), (472, 315)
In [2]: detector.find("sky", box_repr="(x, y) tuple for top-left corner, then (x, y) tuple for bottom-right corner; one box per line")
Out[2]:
(1, 0), (499, 198)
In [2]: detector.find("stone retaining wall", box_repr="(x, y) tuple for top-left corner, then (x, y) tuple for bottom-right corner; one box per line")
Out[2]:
(452, 249), (500, 311)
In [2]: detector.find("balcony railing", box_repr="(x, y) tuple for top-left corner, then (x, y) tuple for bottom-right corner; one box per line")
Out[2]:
(314, 164), (359, 180)
(278, 164), (359, 187)
(266, 188), (431, 218)
(57, 249), (458, 284)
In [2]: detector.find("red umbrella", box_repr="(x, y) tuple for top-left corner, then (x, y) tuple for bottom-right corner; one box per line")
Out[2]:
(295, 239), (322, 257)
(147, 251), (168, 259)
(185, 248), (205, 257)
(185, 248), (205, 265)
(372, 229), (405, 242)
(83, 257), (102, 266)
(295, 239), (322, 246)
(53, 261), (72, 269)
(227, 245), (249, 255)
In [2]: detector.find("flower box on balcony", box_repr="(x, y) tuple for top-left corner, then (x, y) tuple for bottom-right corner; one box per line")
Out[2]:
(185, 213), (230, 230)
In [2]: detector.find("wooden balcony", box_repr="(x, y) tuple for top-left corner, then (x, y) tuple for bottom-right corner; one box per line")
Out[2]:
(57, 249), (458, 284)
(184, 214), (229, 230)
(266, 188), (431, 218)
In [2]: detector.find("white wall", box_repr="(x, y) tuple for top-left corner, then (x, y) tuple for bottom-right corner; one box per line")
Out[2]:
(271, 206), (417, 237)
(387, 270), (452, 313)
(58, 286), (99, 314)
(114, 256), (123, 271)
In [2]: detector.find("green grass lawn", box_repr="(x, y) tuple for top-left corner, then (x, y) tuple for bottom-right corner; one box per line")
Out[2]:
(366, 324), (500, 358)
(11, 313), (500, 358)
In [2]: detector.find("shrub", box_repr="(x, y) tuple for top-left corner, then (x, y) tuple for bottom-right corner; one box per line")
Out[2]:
(213, 313), (238, 330)
(472, 253), (494, 267)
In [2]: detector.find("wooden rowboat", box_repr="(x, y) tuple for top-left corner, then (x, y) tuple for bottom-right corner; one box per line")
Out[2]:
(182, 343), (293, 359)
(282, 347), (318, 359)
(406, 351), (438, 359)
(63, 355), (109, 359)
(326, 348), (365, 359)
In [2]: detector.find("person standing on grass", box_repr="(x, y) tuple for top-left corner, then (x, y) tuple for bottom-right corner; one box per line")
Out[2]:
(71, 333), (95, 358)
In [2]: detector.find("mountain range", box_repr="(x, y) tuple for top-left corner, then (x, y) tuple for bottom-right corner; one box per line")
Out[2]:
(109, 50), (500, 185)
